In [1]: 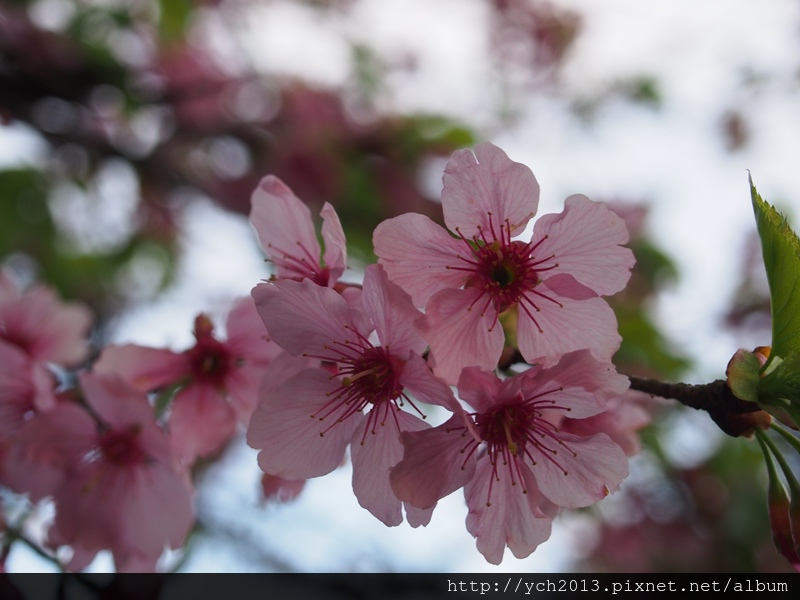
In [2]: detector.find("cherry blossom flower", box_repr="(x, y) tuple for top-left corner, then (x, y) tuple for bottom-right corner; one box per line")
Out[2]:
(0, 270), (92, 368)
(250, 175), (347, 288)
(248, 264), (458, 526)
(2, 372), (193, 572)
(94, 296), (280, 464)
(389, 350), (630, 564)
(0, 341), (56, 440)
(373, 142), (634, 383)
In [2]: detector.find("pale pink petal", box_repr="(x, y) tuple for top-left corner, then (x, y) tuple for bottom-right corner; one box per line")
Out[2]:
(362, 264), (426, 358)
(0, 284), (92, 366)
(249, 175), (323, 281)
(252, 279), (370, 357)
(48, 468), (125, 567)
(1, 403), (94, 501)
(168, 383), (237, 463)
(519, 350), (630, 419)
(532, 432), (628, 509)
(224, 296), (282, 365)
(118, 462), (194, 558)
(224, 362), (267, 424)
(93, 344), (188, 392)
(78, 372), (158, 431)
(532, 195), (634, 296)
(422, 288), (505, 385)
(464, 457), (552, 564)
(398, 352), (461, 413)
(246, 369), (364, 479)
(321, 202), (347, 284)
(405, 504), (434, 528)
(0, 342), (55, 437)
(373, 213), (465, 307)
(442, 142), (539, 238)
(517, 292), (620, 367)
(561, 394), (651, 457)
(259, 351), (320, 395)
(261, 473), (306, 503)
(457, 367), (505, 414)
(390, 415), (476, 510)
(351, 409), (430, 527)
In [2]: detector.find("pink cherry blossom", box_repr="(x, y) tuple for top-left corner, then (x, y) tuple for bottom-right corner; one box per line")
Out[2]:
(94, 296), (280, 464)
(0, 270), (92, 367)
(390, 350), (630, 564)
(0, 341), (56, 440)
(248, 264), (458, 526)
(374, 142), (634, 383)
(2, 372), (193, 572)
(250, 175), (347, 287)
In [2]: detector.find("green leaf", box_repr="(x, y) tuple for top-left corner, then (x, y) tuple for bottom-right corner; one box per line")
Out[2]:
(751, 176), (800, 359)
(757, 353), (800, 429)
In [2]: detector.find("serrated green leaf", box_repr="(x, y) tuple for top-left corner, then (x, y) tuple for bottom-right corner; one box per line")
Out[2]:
(751, 176), (800, 358)
(757, 352), (800, 429)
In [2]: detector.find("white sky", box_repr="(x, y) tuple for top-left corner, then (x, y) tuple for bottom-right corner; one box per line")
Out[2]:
(5, 0), (800, 573)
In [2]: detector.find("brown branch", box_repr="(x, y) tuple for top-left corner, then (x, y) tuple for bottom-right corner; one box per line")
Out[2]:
(628, 376), (771, 438)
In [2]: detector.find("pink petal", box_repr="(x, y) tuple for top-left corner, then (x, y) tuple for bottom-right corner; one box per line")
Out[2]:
(246, 369), (363, 479)
(168, 383), (237, 463)
(224, 296), (282, 365)
(533, 432), (628, 509)
(532, 195), (634, 296)
(321, 202), (347, 284)
(77, 372), (158, 431)
(0, 284), (92, 366)
(1, 403), (95, 501)
(117, 461), (194, 558)
(261, 473), (306, 503)
(93, 344), (188, 392)
(251, 279), (370, 357)
(517, 291), (621, 367)
(224, 362), (267, 424)
(398, 352), (461, 413)
(350, 409), (431, 527)
(249, 175), (323, 281)
(442, 142), (539, 238)
(464, 456), (552, 564)
(362, 264), (427, 358)
(518, 350), (630, 419)
(561, 393), (651, 457)
(422, 287), (505, 385)
(456, 367), (505, 414)
(390, 415), (476, 510)
(373, 213), (465, 307)
(0, 342), (55, 437)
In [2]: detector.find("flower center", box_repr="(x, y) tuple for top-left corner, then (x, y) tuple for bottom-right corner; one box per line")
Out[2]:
(187, 315), (233, 385)
(98, 426), (147, 467)
(448, 213), (561, 331)
(452, 387), (574, 506)
(304, 326), (423, 443)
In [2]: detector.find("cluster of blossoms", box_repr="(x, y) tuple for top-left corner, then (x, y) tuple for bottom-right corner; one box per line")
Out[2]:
(0, 270), (287, 570)
(247, 142), (641, 563)
(0, 142), (641, 569)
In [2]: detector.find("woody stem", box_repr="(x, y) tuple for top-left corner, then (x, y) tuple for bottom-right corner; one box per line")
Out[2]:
(627, 376), (767, 438)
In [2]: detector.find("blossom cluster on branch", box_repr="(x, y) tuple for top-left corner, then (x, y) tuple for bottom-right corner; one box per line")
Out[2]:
(247, 142), (640, 564)
(0, 141), (647, 569)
